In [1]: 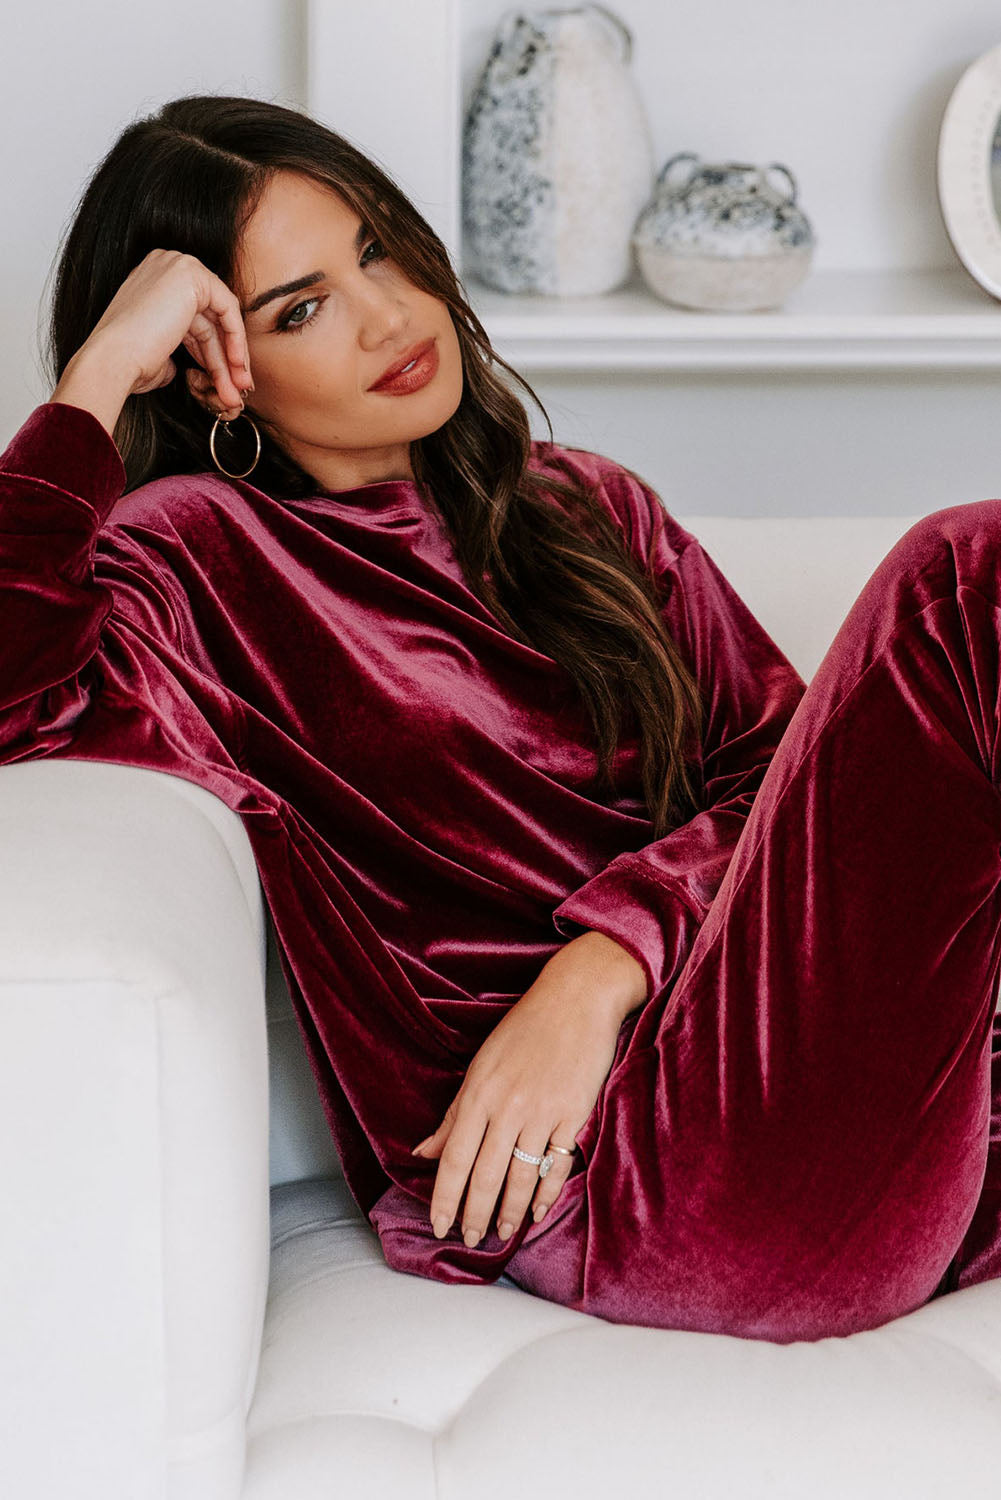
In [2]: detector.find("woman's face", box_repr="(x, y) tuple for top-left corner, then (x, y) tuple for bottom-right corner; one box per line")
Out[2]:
(207, 169), (464, 493)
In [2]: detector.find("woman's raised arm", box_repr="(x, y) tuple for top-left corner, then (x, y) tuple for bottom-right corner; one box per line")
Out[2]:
(0, 249), (254, 761)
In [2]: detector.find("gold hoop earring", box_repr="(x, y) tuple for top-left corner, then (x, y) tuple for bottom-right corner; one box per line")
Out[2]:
(209, 409), (262, 479)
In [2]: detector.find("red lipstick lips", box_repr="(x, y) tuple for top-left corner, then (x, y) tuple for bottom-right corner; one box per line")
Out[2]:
(369, 338), (439, 395)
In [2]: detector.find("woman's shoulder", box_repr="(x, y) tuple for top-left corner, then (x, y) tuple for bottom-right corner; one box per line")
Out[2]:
(527, 439), (698, 572)
(106, 467), (260, 536)
(96, 469), (281, 628)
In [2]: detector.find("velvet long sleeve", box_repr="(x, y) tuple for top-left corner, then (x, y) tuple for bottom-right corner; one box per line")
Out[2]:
(0, 400), (254, 818)
(550, 470), (808, 1008)
(0, 403), (125, 741)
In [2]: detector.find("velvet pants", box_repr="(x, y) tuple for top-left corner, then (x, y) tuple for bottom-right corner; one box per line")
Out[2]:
(579, 501), (1001, 1341)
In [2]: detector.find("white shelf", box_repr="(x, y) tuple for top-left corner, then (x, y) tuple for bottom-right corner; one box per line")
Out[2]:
(461, 266), (1001, 371)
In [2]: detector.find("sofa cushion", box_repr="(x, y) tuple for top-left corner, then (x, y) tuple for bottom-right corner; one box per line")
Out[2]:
(245, 1175), (1001, 1500)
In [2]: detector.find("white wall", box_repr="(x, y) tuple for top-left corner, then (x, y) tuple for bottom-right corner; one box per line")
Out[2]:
(518, 368), (1001, 523)
(0, 0), (306, 438)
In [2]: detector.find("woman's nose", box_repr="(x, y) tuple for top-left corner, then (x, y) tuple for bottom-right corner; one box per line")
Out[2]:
(356, 285), (409, 347)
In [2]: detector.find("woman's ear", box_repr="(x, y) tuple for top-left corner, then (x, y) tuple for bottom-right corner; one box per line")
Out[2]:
(185, 363), (217, 411)
(185, 364), (245, 422)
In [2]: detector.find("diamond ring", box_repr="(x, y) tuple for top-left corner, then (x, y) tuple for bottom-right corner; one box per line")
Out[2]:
(511, 1144), (555, 1177)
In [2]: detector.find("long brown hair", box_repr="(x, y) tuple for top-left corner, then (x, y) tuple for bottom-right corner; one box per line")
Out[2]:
(43, 93), (705, 837)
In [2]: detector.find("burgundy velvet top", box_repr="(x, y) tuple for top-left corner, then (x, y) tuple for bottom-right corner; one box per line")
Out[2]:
(0, 400), (806, 1314)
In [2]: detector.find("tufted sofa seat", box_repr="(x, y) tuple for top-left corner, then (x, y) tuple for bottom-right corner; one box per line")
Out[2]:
(5, 510), (1001, 1499)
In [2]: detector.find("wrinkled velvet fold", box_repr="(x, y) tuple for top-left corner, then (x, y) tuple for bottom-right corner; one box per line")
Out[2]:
(4, 399), (1001, 1341)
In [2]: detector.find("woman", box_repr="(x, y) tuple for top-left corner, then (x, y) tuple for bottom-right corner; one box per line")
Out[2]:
(3, 93), (1000, 1342)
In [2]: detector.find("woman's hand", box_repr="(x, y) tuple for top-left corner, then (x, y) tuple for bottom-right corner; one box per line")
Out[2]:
(51, 248), (254, 440)
(90, 247), (253, 410)
(412, 931), (648, 1246)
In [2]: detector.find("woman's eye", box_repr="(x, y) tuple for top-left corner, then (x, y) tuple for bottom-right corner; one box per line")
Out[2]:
(277, 296), (321, 334)
(361, 237), (387, 265)
(276, 243), (387, 334)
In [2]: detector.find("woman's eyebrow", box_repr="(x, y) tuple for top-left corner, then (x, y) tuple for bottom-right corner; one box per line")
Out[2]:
(242, 271), (325, 316)
(241, 222), (371, 315)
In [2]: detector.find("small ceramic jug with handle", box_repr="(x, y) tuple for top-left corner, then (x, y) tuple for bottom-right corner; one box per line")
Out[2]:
(462, 4), (655, 296)
(632, 153), (816, 311)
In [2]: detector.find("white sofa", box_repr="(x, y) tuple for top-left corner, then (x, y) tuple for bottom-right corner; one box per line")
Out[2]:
(5, 511), (1001, 1500)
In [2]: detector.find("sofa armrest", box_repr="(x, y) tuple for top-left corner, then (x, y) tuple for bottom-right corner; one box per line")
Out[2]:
(0, 759), (271, 1500)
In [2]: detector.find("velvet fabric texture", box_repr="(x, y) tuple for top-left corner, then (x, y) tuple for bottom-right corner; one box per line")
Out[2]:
(2, 398), (1000, 1342)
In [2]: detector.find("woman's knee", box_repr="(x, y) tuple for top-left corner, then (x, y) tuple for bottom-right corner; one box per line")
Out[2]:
(888, 499), (1001, 592)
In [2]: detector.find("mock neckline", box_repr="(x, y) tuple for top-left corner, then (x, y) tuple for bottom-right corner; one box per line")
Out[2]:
(299, 475), (426, 522)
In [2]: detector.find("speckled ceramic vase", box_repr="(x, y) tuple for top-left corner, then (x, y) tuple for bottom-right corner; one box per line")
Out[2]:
(632, 153), (816, 312)
(462, 4), (655, 296)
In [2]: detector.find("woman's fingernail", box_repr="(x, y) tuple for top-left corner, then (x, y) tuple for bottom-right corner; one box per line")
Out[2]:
(498, 1221), (513, 1240)
(432, 1214), (450, 1238)
(533, 1203), (548, 1222)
